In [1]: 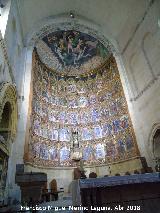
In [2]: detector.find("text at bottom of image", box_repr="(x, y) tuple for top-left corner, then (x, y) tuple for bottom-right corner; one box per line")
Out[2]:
(21, 204), (141, 211)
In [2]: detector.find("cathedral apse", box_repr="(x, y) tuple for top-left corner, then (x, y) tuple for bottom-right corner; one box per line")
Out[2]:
(25, 30), (139, 168)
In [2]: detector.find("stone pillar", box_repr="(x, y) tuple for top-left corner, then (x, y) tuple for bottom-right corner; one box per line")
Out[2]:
(7, 46), (33, 202)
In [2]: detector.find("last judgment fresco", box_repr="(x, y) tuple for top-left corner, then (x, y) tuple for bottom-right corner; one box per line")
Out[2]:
(36, 30), (110, 75)
(25, 48), (139, 168)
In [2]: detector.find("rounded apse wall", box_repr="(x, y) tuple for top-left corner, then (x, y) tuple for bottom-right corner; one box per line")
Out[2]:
(24, 47), (139, 168)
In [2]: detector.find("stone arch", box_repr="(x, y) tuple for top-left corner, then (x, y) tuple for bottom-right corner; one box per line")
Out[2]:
(0, 82), (18, 201)
(24, 15), (131, 104)
(0, 82), (18, 142)
(23, 14), (125, 102)
(141, 31), (160, 78)
(149, 123), (160, 160)
(24, 14), (132, 104)
(141, 32), (156, 79)
(153, 129), (160, 159)
(24, 15), (118, 55)
(129, 52), (139, 95)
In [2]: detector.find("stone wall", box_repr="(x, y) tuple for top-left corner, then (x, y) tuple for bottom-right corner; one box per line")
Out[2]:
(25, 157), (143, 193)
(118, 0), (160, 168)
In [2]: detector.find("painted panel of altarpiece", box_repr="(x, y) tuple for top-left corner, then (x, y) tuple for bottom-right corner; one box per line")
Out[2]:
(25, 47), (139, 168)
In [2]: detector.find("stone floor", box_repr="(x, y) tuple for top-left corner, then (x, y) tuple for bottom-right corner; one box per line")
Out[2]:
(0, 195), (74, 212)
(37, 195), (73, 213)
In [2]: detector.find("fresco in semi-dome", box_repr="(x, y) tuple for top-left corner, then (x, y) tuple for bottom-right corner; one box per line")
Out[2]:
(25, 50), (140, 168)
(36, 30), (110, 75)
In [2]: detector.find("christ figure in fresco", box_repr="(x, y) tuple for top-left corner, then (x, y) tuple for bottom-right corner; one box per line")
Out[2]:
(95, 143), (105, 159)
(60, 146), (70, 162)
(83, 145), (93, 161)
(49, 146), (58, 160)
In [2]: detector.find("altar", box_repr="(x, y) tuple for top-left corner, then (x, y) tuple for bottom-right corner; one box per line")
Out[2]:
(15, 172), (47, 204)
(72, 173), (160, 213)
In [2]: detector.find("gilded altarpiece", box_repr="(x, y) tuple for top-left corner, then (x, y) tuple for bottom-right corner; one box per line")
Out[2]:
(25, 51), (139, 168)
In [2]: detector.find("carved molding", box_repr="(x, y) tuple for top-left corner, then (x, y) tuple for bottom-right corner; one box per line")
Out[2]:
(0, 33), (15, 82)
(141, 32), (156, 79)
(148, 122), (160, 160)
(0, 82), (18, 141)
(130, 76), (159, 102)
(121, 0), (155, 55)
(129, 52), (139, 95)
